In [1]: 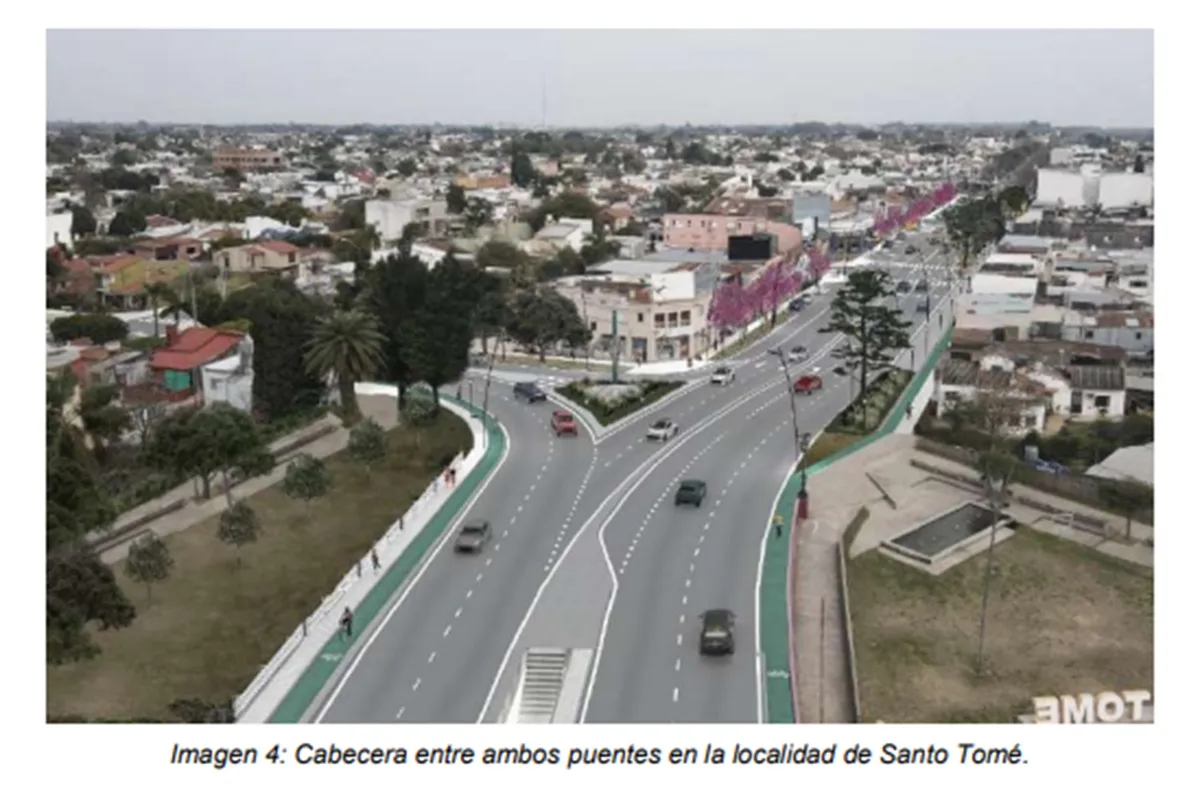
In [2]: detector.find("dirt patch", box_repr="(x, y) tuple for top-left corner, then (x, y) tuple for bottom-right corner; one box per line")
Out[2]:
(46, 398), (472, 721)
(847, 527), (1153, 722)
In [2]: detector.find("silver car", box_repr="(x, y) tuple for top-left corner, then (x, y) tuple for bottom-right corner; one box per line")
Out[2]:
(646, 418), (680, 441)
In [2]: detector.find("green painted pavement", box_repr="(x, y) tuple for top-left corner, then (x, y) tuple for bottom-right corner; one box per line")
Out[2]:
(759, 322), (955, 723)
(269, 395), (507, 723)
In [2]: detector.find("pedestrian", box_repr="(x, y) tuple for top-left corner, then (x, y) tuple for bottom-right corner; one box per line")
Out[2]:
(906, 403), (913, 419)
(449, 467), (457, 486)
(773, 513), (784, 539)
(340, 606), (353, 639)
(456, 384), (462, 400)
(371, 548), (380, 572)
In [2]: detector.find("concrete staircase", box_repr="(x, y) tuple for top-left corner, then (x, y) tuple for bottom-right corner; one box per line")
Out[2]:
(516, 648), (569, 723)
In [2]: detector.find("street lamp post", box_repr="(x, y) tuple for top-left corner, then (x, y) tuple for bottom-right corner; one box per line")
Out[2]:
(579, 284), (592, 372)
(768, 348), (803, 462)
(480, 337), (499, 419)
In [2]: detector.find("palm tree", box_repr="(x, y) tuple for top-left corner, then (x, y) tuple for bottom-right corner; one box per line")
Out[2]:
(142, 282), (178, 341)
(303, 310), (387, 425)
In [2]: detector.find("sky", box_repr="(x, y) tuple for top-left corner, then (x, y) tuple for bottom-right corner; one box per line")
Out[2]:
(46, 29), (1154, 128)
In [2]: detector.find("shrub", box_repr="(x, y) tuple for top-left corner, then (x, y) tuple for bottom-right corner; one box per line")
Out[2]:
(557, 379), (685, 426)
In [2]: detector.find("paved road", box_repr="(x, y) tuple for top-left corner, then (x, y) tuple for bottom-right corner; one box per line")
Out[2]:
(581, 249), (957, 723)
(315, 239), (956, 724)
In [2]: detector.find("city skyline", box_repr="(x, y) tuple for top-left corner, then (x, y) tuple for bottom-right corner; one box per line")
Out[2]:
(47, 29), (1154, 129)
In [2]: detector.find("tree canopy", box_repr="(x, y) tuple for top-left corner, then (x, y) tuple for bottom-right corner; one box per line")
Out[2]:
(507, 287), (588, 362)
(50, 313), (129, 345)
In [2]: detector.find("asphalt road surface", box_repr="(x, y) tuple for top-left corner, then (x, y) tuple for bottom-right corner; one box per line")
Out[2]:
(313, 239), (956, 724)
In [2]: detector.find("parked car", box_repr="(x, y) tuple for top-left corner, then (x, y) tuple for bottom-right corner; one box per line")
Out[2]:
(513, 382), (547, 403)
(793, 374), (823, 394)
(646, 418), (680, 442)
(786, 345), (808, 362)
(698, 609), (735, 656)
(675, 479), (707, 507)
(455, 520), (492, 553)
(550, 410), (578, 436)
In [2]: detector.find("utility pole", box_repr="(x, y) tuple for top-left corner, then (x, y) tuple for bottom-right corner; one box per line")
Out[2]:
(769, 347), (803, 462)
(610, 308), (620, 383)
(481, 339), (499, 419)
(579, 284), (591, 372)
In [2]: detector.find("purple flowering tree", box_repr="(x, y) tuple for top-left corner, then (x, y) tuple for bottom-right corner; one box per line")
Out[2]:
(752, 261), (803, 326)
(707, 278), (752, 349)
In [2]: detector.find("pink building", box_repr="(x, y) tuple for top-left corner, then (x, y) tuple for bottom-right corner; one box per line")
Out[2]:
(662, 214), (803, 254)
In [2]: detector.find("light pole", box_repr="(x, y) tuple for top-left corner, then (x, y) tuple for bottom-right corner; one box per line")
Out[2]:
(579, 283), (592, 372)
(480, 337), (499, 419)
(768, 347), (803, 462)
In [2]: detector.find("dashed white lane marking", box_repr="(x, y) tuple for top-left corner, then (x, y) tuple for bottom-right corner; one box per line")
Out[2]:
(443, 624), (452, 638)
(395, 707), (406, 719)
(673, 687), (680, 702)
(454, 607), (462, 619)
(475, 573), (483, 583)
(428, 651), (437, 663)
(465, 589), (473, 600)
(675, 658), (681, 671)
(412, 678), (422, 691)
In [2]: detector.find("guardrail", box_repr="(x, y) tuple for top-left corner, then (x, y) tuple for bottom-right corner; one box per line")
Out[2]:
(232, 448), (468, 719)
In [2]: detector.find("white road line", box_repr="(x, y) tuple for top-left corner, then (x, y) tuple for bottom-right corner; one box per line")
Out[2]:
(673, 687), (680, 702)
(428, 651), (437, 663)
(454, 607), (462, 619)
(313, 414), (513, 724)
(475, 572), (483, 583)
(675, 658), (681, 671)
(412, 678), (422, 691)
(395, 707), (405, 719)
(465, 589), (473, 600)
(443, 625), (452, 637)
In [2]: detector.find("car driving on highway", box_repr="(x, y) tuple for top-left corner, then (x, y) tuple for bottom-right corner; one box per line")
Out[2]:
(793, 373), (823, 394)
(646, 418), (679, 441)
(513, 382), (547, 403)
(788, 296), (809, 312)
(454, 520), (492, 553)
(699, 609), (735, 656)
(786, 345), (808, 362)
(710, 366), (735, 386)
(550, 409), (578, 436)
(915, 279), (928, 292)
(674, 479), (707, 507)
(897, 280), (912, 293)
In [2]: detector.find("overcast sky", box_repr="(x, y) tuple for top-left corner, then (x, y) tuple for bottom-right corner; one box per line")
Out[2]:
(46, 29), (1154, 128)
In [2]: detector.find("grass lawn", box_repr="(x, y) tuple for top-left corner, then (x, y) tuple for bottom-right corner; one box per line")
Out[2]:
(847, 527), (1153, 723)
(46, 409), (472, 721)
(804, 431), (865, 467)
(496, 352), (626, 374)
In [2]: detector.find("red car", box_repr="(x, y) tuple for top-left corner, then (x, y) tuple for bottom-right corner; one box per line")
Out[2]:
(551, 410), (578, 436)
(793, 374), (823, 394)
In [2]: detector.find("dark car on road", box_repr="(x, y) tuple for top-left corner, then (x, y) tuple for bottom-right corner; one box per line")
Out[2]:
(915, 279), (929, 292)
(917, 299), (930, 313)
(896, 280), (912, 293)
(551, 410), (578, 436)
(905, 244), (919, 255)
(455, 520), (492, 553)
(675, 479), (707, 507)
(699, 609), (735, 656)
(513, 381), (547, 403)
(788, 296), (809, 312)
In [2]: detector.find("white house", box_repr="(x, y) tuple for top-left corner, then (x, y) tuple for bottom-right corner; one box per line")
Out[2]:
(529, 217), (593, 254)
(201, 337), (254, 414)
(962, 273), (1039, 315)
(934, 358), (1047, 435)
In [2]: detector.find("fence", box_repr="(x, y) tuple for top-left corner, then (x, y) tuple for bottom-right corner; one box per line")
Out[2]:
(231, 448), (469, 719)
(912, 436), (1153, 525)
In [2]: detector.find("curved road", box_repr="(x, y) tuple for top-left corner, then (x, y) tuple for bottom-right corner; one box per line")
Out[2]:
(309, 236), (956, 723)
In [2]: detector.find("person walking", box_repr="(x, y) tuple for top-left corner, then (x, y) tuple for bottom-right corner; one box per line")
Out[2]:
(773, 514), (784, 539)
(340, 606), (353, 639)
(449, 467), (457, 487)
(370, 548), (380, 572)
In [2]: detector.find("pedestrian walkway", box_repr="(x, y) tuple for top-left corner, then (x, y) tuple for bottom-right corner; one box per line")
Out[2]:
(92, 399), (400, 565)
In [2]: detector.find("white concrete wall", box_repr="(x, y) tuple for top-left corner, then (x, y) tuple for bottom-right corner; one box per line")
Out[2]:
(47, 212), (73, 250)
(1099, 173), (1153, 209)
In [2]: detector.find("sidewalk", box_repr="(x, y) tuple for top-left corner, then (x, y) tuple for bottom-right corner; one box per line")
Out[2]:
(93, 400), (400, 565)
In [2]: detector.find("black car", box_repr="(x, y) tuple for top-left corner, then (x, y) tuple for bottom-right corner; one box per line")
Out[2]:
(455, 520), (492, 553)
(832, 365), (848, 377)
(917, 299), (930, 313)
(513, 382), (547, 402)
(675, 479), (707, 507)
(699, 609), (735, 656)
(896, 280), (912, 293)
(905, 245), (919, 255)
(915, 279), (929, 292)
(787, 296), (808, 312)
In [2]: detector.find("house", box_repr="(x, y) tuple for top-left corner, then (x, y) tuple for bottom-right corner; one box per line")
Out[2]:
(934, 358), (1048, 434)
(143, 325), (250, 406)
(365, 197), (451, 242)
(200, 340), (255, 414)
(96, 256), (190, 309)
(132, 236), (204, 261)
(214, 240), (301, 274)
(1061, 310), (1154, 356)
(1086, 443), (1153, 487)
(530, 217), (592, 254)
(598, 204), (635, 232)
(661, 213), (802, 253)
(213, 147), (285, 171)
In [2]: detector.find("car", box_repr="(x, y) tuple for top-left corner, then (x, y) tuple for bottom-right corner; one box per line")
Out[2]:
(646, 418), (680, 441)
(710, 366), (735, 386)
(513, 381), (547, 403)
(787, 296), (809, 312)
(550, 410), (577, 436)
(917, 299), (930, 313)
(905, 245), (919, 255)
(699, 609), (735, 656)
(454, 520), (492, 553)
(675, 479), (707, 507)
(832, 365), (848, 377)
(896, 280), (912, 293)
(793, 374), (823, 394)
(786, 345), (808, 362)
(915, 279), (929, 292)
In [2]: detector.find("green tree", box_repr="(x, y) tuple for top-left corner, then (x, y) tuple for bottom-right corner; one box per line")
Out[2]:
(473, 273), (513, 356)
(47, 544), (136, 665)
(1098, 478), (1154, 540)
(78, 383), (131, 464)
(942, 196), (1005, 278)
(446, 183), (467, 214)
(776, 168), (796, 183)
(217, 280), (325, 420)
(510, 146), (536, 188)
(71, 206), (97, 237)
(654, 186), (685, 213)
(507, 287), (588, 362)
(282, 453), (332, 519)
(123, 531), (175, 602)
(336, 198), (366, 231)
(347, 417), (388, 481)
(217, 502), (261, 567)
(303, 309), (387, 426)
(362, 253), (428, 403)
(998, 185), (1030, 218)
(405, 255), (477, 409)
(527, 192), (600, 232)
(402, 390), (437, 448)
(50, 313), (129, 344)
(541, 246), (586, 280)
(580, 231), (620, 266)
(820, 269), (912, 427)
(110, 148), (137, 167)
(397, 158), (418, 177)
(141, 282), (176, 341)
(464, 197), (493, 230)
(146, 404), (275, 505)
(107, 209), (144, 237)
(1133, 154), (1145, 173)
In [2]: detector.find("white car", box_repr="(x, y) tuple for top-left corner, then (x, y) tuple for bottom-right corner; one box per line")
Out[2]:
(646, 418), (680, 442)
(710, 366), (735, 385)
(787, 345), (808, 362)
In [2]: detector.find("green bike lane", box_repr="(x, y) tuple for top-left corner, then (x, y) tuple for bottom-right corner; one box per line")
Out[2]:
(269, 394), (506, 723)
(758, 321), (954, 722)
